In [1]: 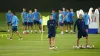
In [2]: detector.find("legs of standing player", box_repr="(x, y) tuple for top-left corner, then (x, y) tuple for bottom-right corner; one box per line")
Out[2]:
(60, 23), (64, 34)
(7, 22), (11, 32)
(70, 23), (73, 33)
(77, 38), (81, 46)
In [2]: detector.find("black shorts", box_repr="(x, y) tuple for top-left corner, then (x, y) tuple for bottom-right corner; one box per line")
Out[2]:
(65, 22), (70, 25)
(77, 31), (88, 38)
(69, 22), (73, 25)
(85, 25), (89, 29)
(12, 26), (17, 32)
(7, 22), (11, 26)
(28, 22), (33, 26)
(48, 32), (56, 38)
(23, 22), (28, 26)
(34, 20), (39, 25)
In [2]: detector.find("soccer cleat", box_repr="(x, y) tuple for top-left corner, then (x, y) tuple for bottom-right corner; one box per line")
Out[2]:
(27, 30), (29, 33)
(65, 30), (68, 33)
(70, 30), (73, 33)
(19, 38), (23, 40)
(60, 31), (64, 34)
(7, 38), (12, 40)
(8, 30), (10, 32)
(34, 30), (37, 33)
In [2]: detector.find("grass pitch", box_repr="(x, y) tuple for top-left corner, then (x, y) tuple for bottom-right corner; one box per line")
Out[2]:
(0, 12), (100, 56)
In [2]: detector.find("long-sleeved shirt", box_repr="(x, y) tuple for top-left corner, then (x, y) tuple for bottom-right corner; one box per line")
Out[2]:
(47, 19), (56, 32)
(74, 19), (86, 32)
(11, 15), (19, 26)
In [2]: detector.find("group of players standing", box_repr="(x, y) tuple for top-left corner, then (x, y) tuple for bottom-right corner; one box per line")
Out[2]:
(6, 7), (90, 49)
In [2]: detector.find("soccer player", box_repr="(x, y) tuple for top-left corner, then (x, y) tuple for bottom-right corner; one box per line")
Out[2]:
(27, 10), (34, 33)
(83, 12), (90, 32)
(21, 8), (27, 34)
(47, 14), (57, 50)
(74, 14), (88, 47)
(33, 8), (41, 33)
(59, 9), (64, 34)
(9, 12), (22, 40)
(70, 8), (74, 33)
(51, 9), (58, 26)
(62, 7), (67, 25)
(6, 10), (12, 32)
(65, 9), (70, 33)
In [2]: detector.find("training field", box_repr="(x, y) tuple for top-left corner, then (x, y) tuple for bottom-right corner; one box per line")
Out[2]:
(0, 12), (100, 56)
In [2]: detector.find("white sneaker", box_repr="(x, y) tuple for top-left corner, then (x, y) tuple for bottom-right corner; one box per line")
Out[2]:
(31, 30), (33, 33)
(27, 30), (29, 33)
(35, 30), (37, 33)
(8, 30), (10, 32)
(70, 30), (73, 33)
(61, 31), (64, 34)
(19, 38), (23, 40)
(65, 30), (68, 33)
(7, 38), (12, 40)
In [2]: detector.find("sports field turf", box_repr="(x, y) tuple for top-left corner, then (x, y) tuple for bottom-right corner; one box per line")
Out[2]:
(0, 12), (100, 56)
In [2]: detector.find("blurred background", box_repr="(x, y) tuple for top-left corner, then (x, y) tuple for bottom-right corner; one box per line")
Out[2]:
(0, 0), (100, 12)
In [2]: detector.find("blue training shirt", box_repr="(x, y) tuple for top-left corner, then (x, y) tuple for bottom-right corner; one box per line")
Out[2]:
(6, 12), (12, 22)
(22, 11), (27, 22)
(52, 12), (57, 21)
(65, 12), (70, 22)
(33, 11), (40, 21)
(12, 15), (19, 26)
(27, 13), (33, 22)
(68, 12), (74, 22)
(59, 13), (63, 23)
(82, 14), (90, 25)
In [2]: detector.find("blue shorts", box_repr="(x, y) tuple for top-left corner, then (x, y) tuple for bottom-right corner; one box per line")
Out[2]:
(7, 22), (11, 26)
(59, 22), (64, 26)
(28, 22), (33, 26)
(23, 22), (28, 26)
(78, 31), (88, 38)
(48, 32), (56, 38)
(85, 25), (89, 29)
(34, 20), (39, 25)
(12, 26), (17, 32)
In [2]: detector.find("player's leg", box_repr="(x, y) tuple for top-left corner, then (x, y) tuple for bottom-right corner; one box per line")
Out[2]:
(70, 22), (73, 33)
(30, 22), (33, 33)
(60, 22), (64, 34)
(77, 32), (82, 46)
(15, 26), (22, 39)
(9, 31), (13, 40)
(27, 22), (30, 32)
(65, 22), (69, 33)
(34, 20), (37, 33)
(7, 22), (11, 32)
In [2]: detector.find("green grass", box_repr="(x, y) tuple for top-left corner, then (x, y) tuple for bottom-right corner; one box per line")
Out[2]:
(0, 12), (100, 56)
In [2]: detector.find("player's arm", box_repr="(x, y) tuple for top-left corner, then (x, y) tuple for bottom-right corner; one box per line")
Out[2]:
(47, 20), (49, 28)
(32, 12), (34, 20)
(21, 13), (24, 23)
(39, 13), (41, 20)
(5, 14), (8, 23)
